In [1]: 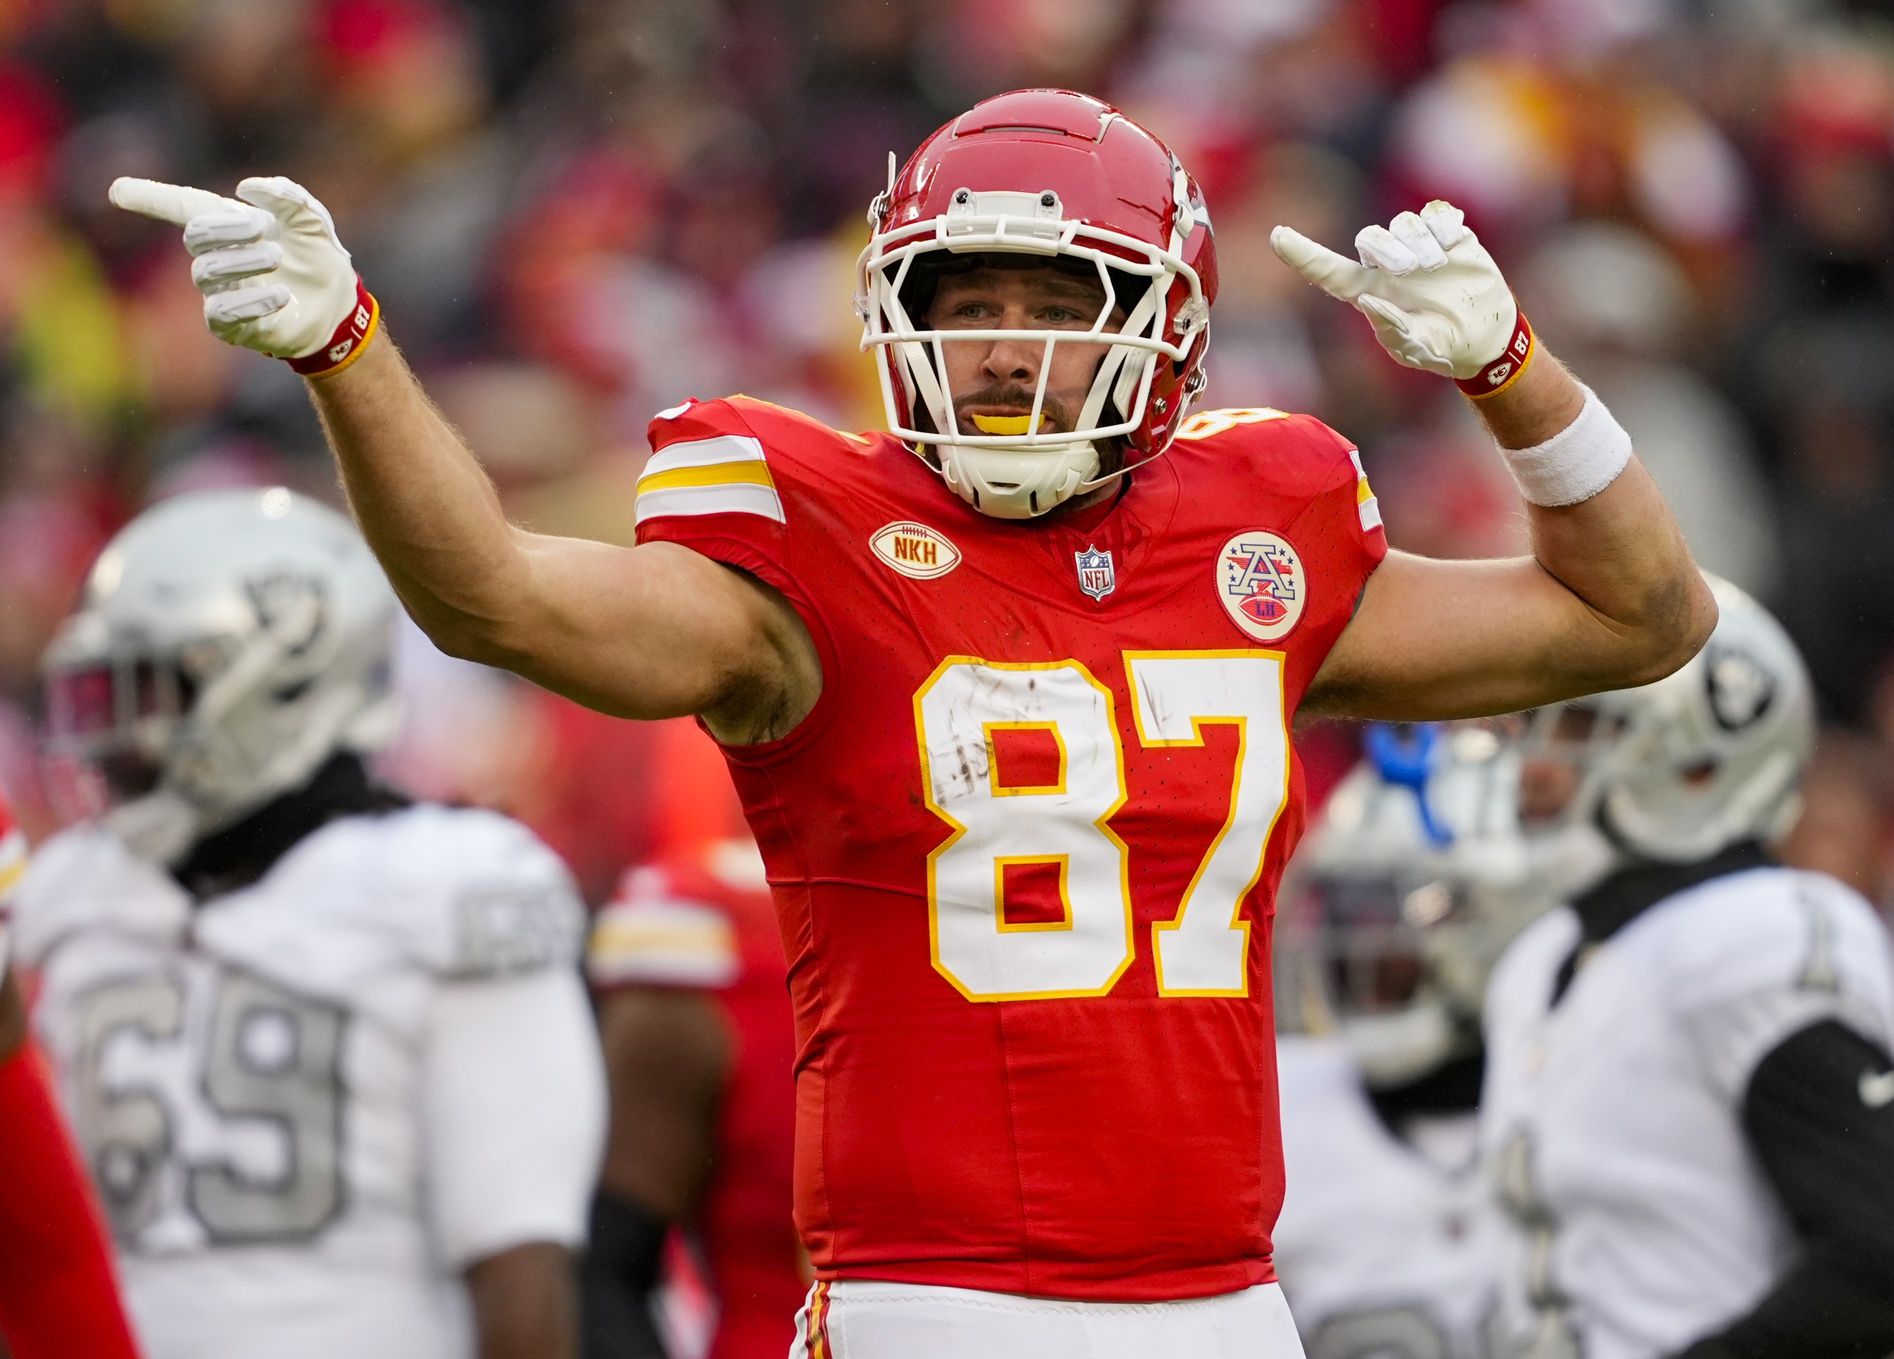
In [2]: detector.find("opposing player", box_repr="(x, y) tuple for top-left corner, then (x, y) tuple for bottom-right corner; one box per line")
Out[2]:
(110, 89), (1716, 1355)
(1274, 725), (1544, 1359)
(1484, 579), (1894, 1359)
(0, 785), (142, 1359)
(15, 489), (607, 1359)
(583, 837), (803, 1359)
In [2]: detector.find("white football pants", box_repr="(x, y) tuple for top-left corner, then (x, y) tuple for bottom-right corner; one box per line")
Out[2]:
(790, 1280), (1307, 1358)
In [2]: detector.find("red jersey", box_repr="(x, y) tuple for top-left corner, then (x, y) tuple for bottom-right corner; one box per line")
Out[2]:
(634, 396), (1386, 1300)
(589, 840), (804, 1359)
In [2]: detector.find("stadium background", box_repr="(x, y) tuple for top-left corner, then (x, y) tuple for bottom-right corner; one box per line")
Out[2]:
(0, 0), (1890, 913)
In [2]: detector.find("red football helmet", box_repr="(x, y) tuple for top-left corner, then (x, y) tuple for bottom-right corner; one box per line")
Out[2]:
(856, 89), (1219, 518)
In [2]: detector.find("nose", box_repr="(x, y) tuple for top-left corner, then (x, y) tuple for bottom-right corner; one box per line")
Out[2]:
(980, 330), (1041, 387)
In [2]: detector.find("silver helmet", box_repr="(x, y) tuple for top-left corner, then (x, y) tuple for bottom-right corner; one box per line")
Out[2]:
(42, 488), (399, 864)
(1277, 723), (1552, 1087)
(1513, 576), (1814, 898)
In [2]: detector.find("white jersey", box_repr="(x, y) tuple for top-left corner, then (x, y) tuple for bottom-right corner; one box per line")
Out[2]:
(1480, 867), (1894, 1359)
(1274, 1036), (1501, 1359)
(14, 805), (607, 1359)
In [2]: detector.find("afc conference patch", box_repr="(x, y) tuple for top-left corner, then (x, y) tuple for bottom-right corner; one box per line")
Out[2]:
(1074, 544), (1116, 601)
(1216, 530), (1305, 642)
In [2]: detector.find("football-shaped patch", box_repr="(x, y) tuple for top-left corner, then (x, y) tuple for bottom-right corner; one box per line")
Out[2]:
(870, 521), (961, 580)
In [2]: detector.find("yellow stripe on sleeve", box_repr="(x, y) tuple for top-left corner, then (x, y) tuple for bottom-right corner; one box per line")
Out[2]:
(637, 460), (778, 496)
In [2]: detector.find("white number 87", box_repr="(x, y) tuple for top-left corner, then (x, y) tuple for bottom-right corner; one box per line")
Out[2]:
(913, 651), (1291, 1002)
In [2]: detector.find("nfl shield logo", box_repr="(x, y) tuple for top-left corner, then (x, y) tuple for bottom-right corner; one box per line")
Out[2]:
(1074, 545), (1116, 601)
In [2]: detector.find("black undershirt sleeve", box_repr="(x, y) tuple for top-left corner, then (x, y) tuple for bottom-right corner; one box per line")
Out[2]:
(579, 1190), (674, 1359)
(1669, 1020), (1894, 1359)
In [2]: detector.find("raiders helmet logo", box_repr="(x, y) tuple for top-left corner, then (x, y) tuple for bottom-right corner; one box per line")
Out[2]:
(247, 571), (329, 657)
(1704, 643), (1776, 733)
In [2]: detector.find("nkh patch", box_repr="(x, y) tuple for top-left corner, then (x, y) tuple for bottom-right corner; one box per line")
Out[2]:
(869, 521), (961, 580)
(1216, 530), (1305, 641)
(1074, 544), (1116, 601)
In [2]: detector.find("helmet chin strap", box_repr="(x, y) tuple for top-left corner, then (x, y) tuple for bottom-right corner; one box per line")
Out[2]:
(938, 439), (1101, 519)
(930, 411), (1102, 520)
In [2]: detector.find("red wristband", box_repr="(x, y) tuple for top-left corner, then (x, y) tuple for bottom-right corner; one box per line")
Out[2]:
(286, 276), (381, 378)
(1457, 309), (1534, 400)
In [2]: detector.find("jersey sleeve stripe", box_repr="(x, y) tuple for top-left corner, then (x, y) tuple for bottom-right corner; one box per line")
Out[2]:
(1348, 448), (1382, 533)
(638, 461), (777, 496)
(643, 432), (769, 476)
(0, 831), (27, 898)
(587, 908), (740, 988)
(635, 482), (786, 526)
(636, 432), (785, 525)
(590, 897), (737, 955)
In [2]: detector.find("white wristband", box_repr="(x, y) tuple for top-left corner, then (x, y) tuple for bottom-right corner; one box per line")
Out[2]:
(1498, 385), (1634, 507)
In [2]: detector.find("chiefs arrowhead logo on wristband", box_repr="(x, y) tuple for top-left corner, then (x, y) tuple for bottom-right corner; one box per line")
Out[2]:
(286, 278), (380, 378)
(1458, 311), (1533, 400)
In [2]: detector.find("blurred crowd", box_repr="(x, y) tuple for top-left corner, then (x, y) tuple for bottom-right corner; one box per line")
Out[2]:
(2, 0), (1892, 905)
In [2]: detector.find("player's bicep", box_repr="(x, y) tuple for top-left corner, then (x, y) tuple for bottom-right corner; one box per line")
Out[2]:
(501, 532), (816, 730)
(1303, 550), (1653, 720)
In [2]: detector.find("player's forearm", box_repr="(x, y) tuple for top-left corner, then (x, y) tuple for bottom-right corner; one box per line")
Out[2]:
(1477, 352), (1715, 688)
(468, 1243), (580, 1359)
(306, 335), (533, 664)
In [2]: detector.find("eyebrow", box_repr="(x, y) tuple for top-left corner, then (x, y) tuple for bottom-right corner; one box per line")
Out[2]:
(936, 270), (1110, 302)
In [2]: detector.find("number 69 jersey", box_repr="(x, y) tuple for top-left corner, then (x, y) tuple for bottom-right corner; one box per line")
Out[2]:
(11, 805), (605, 1359)
(635, 396), (1386, 1299)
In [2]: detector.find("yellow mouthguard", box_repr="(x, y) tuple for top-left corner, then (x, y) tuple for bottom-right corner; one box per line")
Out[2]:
(971, 413), (1044, 435)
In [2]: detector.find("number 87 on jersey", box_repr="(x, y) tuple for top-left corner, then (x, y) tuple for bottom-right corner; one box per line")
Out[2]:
(915, 650), (1293, 1002)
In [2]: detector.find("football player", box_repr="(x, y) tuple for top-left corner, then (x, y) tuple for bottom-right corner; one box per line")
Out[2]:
(1274, 724), (1545, 1359)
(0, 785), (142, 1359)
(109, 89), (1716, 1356)
(14, 489), (607, 1359)
(1484, 579), (1894, 1359)
(582, 837), (803, 1359)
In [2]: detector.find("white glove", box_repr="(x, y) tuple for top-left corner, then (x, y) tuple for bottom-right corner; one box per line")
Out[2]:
(108, 175), (378, 376)
(1271, 200), (1529, 393)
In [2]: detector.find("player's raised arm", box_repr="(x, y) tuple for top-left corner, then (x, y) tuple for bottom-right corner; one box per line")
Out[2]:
(107, 177), (819, 742)
(1277, 201), (1718, 721)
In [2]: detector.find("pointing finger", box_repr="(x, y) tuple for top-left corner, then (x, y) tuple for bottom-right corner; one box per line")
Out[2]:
(1270, 225), (1374, 302)
(108, 177), (243, 227)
